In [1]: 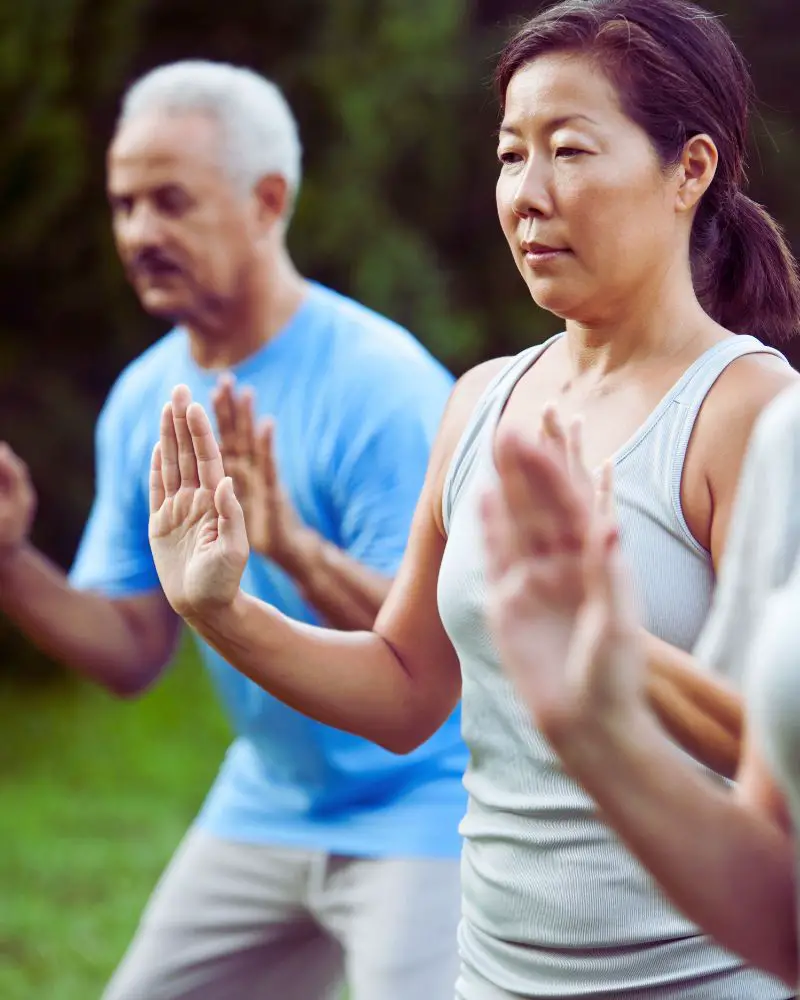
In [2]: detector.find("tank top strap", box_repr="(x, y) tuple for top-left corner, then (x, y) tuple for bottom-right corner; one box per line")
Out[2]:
(660, 334), (787, 555)
(442, 333), (564, 534)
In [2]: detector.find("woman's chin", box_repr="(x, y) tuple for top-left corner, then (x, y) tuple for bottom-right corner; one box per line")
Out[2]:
(526, 282), (582, 321)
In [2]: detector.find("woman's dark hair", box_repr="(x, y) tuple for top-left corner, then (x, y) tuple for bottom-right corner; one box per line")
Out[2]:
(495, 0), (800, 344)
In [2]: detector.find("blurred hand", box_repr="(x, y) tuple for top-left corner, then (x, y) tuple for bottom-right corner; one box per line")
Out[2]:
(481, 413), (645, 746)
(211, 375), (306, 569)
(149, 385), (249, 620)
(0, 442), (36, 565)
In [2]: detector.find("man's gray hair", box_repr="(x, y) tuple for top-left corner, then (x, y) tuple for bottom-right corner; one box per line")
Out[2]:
(118, 60), (302, 198)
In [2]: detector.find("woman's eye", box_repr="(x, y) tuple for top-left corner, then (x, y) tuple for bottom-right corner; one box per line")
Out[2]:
(555, 147), (584, 159)
(498, 150), (523, 165)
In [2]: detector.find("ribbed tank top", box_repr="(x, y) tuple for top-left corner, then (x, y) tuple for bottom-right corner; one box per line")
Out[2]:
(438, 333), (792, 999)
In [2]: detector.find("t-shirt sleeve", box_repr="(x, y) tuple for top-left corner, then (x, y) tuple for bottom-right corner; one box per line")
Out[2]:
(69, 384), (161, 598)
(694, 387), (800, 686)
(325, 370), (452, 576)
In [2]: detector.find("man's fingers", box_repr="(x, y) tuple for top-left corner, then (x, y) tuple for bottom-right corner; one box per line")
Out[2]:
(159, 402), (181, 497)
(186, 401), (226, 491)
(237, 388), (257, 459)
(212, 374), (239, 459)
(256, 418), (278, 493)
(172, 385), (200, 487)
(149, 441), (166, 513)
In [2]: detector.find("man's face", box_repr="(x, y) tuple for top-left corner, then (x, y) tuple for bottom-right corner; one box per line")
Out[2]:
(107, 111), (259, 324)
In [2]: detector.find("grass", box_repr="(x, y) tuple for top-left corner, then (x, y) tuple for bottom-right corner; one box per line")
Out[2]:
(0, 638), (231, 999)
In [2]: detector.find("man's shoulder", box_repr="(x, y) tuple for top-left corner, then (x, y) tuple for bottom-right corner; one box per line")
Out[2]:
(310, 283), (453, 385)
(101, 328), (186, 423)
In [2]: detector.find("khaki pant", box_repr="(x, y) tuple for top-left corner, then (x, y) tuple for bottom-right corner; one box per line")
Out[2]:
(102, 827), (462, 1000)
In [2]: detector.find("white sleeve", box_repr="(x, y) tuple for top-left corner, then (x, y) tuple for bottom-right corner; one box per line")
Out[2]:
(694, 386), (800, 687)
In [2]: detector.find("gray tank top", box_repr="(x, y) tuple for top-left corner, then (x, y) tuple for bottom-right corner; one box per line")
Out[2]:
(438, 333), (792, 998)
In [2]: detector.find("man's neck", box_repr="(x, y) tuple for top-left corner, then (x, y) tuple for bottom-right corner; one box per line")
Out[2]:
(186, 252), (308, 370)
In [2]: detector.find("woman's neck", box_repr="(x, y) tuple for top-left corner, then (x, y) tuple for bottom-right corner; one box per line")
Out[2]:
(563, 276), (725, 381)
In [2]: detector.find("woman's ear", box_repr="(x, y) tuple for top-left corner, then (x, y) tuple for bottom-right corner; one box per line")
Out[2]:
(675, 133), (719, 214)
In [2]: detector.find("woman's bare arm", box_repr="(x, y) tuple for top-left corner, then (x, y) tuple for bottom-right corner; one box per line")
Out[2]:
(150, 364), (504, 753)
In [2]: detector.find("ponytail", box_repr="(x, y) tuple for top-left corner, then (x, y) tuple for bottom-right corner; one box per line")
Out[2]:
(691, 189), (800, 345)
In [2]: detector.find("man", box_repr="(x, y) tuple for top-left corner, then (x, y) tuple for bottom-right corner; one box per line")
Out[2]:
(0, 61), (465, 999)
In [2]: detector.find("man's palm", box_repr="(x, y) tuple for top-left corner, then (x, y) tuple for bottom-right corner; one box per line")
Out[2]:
(211, 377), (303, 567)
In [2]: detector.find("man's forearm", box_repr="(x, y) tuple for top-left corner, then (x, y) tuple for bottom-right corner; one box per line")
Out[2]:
(280, 529), (393, 630)
(0, 543), (173, 694)
(642, 629), (743, 778)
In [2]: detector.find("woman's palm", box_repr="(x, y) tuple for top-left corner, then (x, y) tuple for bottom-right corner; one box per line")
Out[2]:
(148, 386), (249, 619)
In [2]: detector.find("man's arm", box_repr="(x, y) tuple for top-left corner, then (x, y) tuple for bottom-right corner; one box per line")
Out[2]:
(0, 542), (178, 696)
(278, 528), (391, 630)
(0, 386), (181, 694)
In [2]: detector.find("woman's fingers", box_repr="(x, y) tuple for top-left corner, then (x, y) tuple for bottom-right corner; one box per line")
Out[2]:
(149, 441), (166, 513)
(159, 402), (181, 497)
(186, 401), (226, 491)
(172, 385), (200, 487)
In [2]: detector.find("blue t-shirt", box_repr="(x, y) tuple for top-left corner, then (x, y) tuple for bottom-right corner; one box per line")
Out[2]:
(70, 283), (466, 857)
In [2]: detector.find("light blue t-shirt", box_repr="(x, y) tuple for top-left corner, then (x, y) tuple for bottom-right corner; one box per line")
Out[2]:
(70, 282), (466, 857)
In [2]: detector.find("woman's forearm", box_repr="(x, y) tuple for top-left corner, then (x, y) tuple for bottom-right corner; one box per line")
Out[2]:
(188, 591), (458, 753)
(643, 630), (743, 777)
(556, 709), (797, 985)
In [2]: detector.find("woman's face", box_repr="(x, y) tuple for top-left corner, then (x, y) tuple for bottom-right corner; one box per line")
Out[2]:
(496, 52), (682, 324)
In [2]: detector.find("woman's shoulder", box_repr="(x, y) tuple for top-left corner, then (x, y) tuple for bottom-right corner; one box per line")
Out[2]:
(693, 348), (799, 465)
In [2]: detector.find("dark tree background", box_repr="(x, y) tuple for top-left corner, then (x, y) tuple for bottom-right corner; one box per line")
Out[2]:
(1, 0), (798, 674)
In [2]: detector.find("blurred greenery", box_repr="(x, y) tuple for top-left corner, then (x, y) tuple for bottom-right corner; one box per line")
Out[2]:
(0, 638), (230, 998)
(1, 0), (799, 996)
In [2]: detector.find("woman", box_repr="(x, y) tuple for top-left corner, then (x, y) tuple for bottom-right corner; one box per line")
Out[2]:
(479, 396), (800, 989)
(148, 0), (800, 996)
